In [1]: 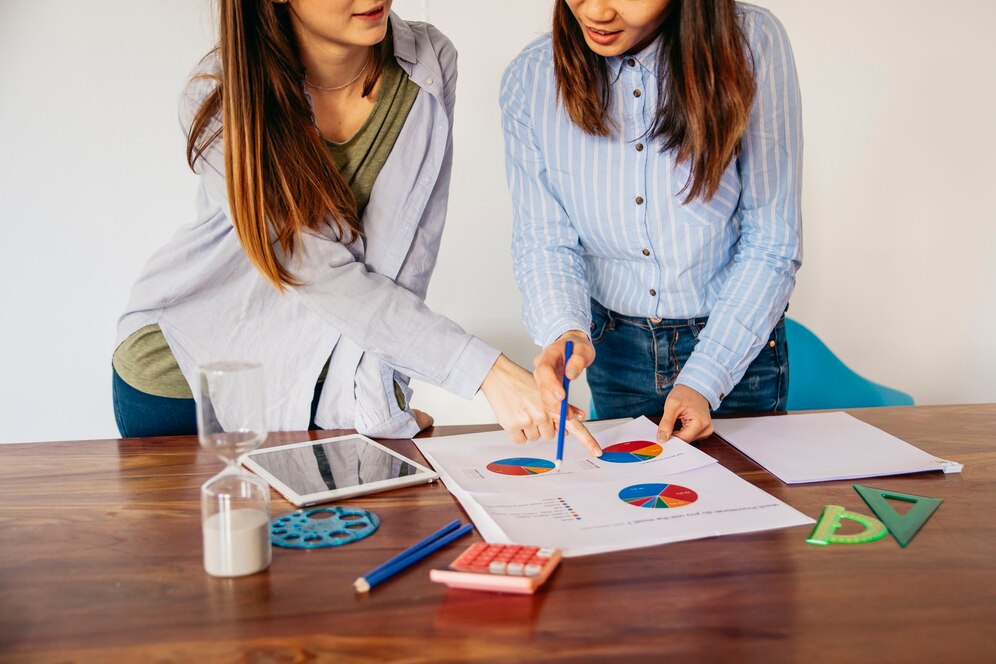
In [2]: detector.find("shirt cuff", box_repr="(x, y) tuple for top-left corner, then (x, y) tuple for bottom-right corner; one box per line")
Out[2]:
(675, 352), (735, 411)
(538, 315), (592, 348)
(438, 335), (502, 400)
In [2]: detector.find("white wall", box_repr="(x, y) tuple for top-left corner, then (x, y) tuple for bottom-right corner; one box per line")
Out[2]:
(1, 1), (993, 443)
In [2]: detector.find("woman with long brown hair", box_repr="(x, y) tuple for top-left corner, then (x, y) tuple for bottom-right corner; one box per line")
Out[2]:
(113, 0), (600, 454)
(502, 0), (802, 444)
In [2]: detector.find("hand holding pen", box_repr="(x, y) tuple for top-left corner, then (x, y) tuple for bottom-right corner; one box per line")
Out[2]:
(481, 353), (597, 451)
(534, 331), (602, 460)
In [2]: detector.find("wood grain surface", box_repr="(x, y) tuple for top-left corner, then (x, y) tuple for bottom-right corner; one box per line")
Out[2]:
(1, 405), (994, 663)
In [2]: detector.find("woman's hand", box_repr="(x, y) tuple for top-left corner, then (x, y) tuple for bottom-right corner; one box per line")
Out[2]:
(481, 354), (601, 456)
(658, 385), (714, 444)
(533, 330), (595, 413)
(412, 409), (434, 433)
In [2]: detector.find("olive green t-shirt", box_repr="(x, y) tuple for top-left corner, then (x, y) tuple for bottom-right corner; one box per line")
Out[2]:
(113, 50), (420, 399)
(324, 41), (421, 219)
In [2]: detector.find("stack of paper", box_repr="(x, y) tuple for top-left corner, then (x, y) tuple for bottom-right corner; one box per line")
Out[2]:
(712, 411), (962, 484)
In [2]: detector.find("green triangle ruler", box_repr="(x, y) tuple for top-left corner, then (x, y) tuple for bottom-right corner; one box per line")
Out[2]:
(853, 485), (942, 548)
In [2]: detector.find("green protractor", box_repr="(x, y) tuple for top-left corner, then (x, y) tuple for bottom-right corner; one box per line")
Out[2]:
(806, 505), (888, 546)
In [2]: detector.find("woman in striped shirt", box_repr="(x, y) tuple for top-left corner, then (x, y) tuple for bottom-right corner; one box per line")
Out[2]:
(501, 1), (802, 444)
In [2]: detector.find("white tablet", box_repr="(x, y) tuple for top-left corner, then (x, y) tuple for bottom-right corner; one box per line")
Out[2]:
(243, 434), (438, 507)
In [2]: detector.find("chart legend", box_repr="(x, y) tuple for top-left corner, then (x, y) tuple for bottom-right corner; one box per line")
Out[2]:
(557, 497), (581, 520)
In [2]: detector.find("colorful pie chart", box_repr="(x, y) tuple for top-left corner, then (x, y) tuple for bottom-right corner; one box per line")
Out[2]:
(486, 457), (556, 476)
(599, 440), (663, 464)
(618, 483), (698, 508)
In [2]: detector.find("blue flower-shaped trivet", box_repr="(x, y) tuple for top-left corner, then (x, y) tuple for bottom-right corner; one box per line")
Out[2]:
(270, 506), (379, 549)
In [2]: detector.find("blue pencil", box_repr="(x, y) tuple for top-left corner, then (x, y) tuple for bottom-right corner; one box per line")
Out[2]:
(354, 522), (474, 592)
(555, 340), (574, 469)
(361, 518), (461, 581)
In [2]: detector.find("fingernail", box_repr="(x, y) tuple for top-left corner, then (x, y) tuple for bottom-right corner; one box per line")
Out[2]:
(593, 448), (603, 457)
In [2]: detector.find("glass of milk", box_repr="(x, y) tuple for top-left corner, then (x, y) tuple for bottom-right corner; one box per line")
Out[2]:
(197, 361), (271, 577)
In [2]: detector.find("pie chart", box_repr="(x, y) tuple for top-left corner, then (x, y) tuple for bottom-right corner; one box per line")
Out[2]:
(618, 483), (698, 508)
(486, 457), (556, 476)
(599, 440), (663, 463)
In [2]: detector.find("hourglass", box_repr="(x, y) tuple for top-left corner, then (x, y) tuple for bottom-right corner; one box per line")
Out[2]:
(197, 361), (272, 577)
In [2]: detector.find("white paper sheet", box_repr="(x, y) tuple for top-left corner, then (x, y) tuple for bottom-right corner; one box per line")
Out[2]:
(712, 411), (961, 484)
(415, 418), (814, 556)
(474, 463), (814, 557)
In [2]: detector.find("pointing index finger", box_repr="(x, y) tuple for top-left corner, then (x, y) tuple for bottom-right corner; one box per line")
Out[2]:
(565, 417), (602, 457)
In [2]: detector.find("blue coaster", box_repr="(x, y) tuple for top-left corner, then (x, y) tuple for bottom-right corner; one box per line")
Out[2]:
(270, 506), (379, 549)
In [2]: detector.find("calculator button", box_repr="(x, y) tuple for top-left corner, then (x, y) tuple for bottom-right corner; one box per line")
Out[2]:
(489, 561), (507, 574)
(524, 564), (542, 577)
(538, 548), (556, 557)
(506, 562), (524, 576)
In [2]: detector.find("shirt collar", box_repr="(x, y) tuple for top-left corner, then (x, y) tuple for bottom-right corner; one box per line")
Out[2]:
(606, 33), (663, 83)
(390, 12), (417, 65)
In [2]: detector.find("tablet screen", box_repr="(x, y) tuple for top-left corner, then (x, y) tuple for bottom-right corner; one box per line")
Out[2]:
(248, 436), (426, 497)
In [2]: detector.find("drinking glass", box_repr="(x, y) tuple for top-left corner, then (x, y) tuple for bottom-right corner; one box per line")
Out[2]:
(197, 361), (271, 577)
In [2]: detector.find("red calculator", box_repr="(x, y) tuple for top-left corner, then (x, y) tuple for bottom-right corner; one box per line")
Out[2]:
(429, 542), (562, 594)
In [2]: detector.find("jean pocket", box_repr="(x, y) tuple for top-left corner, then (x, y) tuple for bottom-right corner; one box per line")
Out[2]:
(589, 303), (611, 345)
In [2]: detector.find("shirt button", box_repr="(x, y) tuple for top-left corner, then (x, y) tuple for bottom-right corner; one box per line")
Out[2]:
(635, 196), (644, 205)
(424, 78), (433, 85)
(627, 58), (636, 67)
(635, 143), (644, 152)
(649, 288), (657, 296)
(642, 248), (650, 256)
(633, 89), (642, 98)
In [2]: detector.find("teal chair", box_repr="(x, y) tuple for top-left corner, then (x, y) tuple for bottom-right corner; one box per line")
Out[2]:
(589, 318), (913, 418)
(785, 318), (913, 410)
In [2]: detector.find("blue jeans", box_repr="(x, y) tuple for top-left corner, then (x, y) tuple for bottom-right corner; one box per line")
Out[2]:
(587, 299), (788, 419)
(112, 368), (323, 438)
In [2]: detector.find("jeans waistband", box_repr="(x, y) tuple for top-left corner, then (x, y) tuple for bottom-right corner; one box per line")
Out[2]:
(591, 298), (709, 330)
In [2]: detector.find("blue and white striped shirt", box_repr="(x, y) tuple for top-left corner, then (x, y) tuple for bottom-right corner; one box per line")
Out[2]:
(500, 3), (802, 409)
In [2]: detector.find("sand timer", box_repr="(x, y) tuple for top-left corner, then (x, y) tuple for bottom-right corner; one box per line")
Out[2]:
(197, 361), (271, 577)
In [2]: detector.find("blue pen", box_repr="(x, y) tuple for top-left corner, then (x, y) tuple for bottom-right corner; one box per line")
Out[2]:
(555, 340), (574, 469)
(354, 521), (474, 593)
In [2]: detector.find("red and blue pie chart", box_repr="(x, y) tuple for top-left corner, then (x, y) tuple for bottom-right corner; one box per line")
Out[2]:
(619, 483), (698, 508)
(486, 457), (556, 476)
(599, 440), (663, 464)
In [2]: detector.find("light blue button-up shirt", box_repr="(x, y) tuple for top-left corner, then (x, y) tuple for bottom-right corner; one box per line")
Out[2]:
(117, 16), (500, 437)
(501, 3), (802, 409)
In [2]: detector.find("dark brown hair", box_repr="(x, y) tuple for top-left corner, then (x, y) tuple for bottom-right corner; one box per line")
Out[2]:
(553, 0), (755, 203)
(186, 1), (386, 290)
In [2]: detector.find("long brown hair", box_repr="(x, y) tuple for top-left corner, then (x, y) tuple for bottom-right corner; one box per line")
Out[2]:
(186, 1), (386, 290)
(552, 0), (755, 203)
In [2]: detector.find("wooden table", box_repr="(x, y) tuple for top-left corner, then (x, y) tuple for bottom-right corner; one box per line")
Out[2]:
(1, 405), (994, 662)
